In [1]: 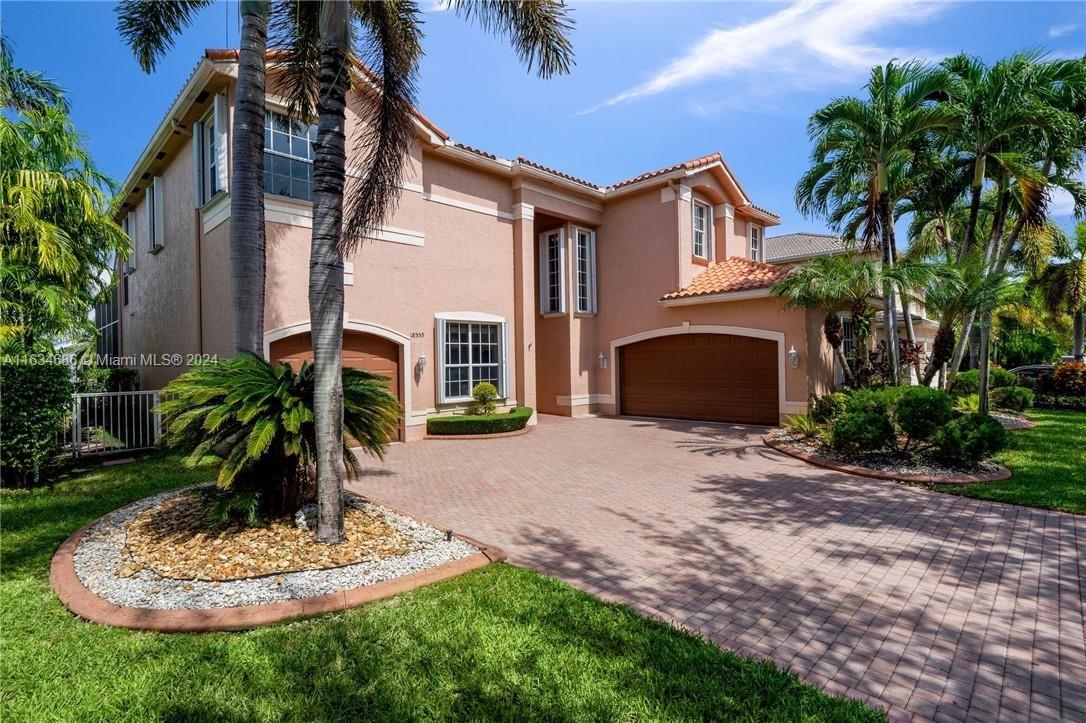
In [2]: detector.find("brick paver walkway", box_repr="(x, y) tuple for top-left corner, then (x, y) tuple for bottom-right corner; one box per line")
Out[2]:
(350, 415), (1085, 722)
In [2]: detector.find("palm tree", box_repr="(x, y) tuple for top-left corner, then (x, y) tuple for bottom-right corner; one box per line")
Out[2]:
(0, 36), (67, 113)
(116, 0), (271, 357)
(1037, 221), (1086, 360)
(0, 107), (128, 352)
(797, 60), (954, 385)
(273, 0), (575, 543)
(770, 255), (857, 387)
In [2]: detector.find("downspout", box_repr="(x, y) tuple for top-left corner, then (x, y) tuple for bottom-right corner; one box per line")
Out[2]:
(194, 209), (204, 354)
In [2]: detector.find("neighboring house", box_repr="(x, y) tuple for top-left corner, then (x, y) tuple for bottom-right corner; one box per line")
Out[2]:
(106, 49), (852, 440)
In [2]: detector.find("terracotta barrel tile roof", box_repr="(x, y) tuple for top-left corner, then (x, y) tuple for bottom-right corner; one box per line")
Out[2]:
(607, 152), (723, 190)
(662, 256), (790, 300)
(516, 157), (600, 189)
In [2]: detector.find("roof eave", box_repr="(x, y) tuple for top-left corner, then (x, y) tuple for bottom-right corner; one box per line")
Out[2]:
(659, 288), (774, 307)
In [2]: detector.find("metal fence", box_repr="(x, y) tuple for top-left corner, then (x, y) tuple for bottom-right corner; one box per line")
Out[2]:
(57, 391), (164, 457)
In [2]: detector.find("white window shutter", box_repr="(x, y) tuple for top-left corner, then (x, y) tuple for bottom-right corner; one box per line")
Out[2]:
(213, 93), (229, 193)
(501, 320), (509, 399)
(153, 177), (165, 249)
(192, 120), (204, 207)
(558, 228), (567, 314)
(538, 232), (548, 313)
(435, 318), (447, 404)
(145, 187), (154, 251)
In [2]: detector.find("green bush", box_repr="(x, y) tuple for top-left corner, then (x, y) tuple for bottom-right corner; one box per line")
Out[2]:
(991, 386), (1034, 412)
(0, 362), (74, 487)
(949, 368), (1017, 398)
(427, 407), (533, 436)
(783, 414), (823, 440)
(997, 329), (1061, 368)
(1033, 393), (1086, 411)
(931, 413), (1007, 468)
(846, 387), (903, 416)
(830, 410), (894, 453)
(158, 353), (400, 520)
(810, 392), (849, 424)
(895, 386), (953, 443)
(468, 382), (499, 415)
(956, 393), (981, 412)
(76, 366), (139, 393)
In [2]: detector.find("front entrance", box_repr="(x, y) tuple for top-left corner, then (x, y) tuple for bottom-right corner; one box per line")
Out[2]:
(618, 333), (778, 425)
(270, 330), (403, 440)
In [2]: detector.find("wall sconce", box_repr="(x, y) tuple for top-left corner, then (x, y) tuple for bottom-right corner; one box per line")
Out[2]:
(788, 345), (799, 368)
(598, 352), (608, 369)
(414, 354), (427, 383)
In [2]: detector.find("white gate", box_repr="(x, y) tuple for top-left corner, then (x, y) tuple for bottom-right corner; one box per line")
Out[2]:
(59, 391), (164, 457)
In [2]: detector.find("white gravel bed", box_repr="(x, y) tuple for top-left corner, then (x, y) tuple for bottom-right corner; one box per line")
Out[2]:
(771, 429), (1002, 478)
(73, 486), (478, 610)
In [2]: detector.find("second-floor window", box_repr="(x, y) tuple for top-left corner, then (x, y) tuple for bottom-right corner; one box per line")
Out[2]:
(692, 201), (712, 260)
(749, 225), (763, 261)
(574, 227), (597, 314)
(193, 93), (228, 207)
(539, 228), (565, 314)
(264, 111), (316, 201)
(146, 177), (164, 253)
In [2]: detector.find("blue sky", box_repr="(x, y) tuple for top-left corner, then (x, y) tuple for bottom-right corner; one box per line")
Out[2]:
(5, 1), (1085, 235)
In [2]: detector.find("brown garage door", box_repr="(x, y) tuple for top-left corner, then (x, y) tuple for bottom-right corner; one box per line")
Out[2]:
(270, 331), (402, 440)
(619, 333), (778, 425)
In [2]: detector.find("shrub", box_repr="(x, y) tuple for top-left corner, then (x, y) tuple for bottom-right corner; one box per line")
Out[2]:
(949, 368), (1017, 398)
(810, 392), (849, 424)
(468, 382), (499, 415)
(1033, 393), (1086, 411)
(831, 410), (894, 453)
(991, 386), (1034, 412)
(783, 414), (822, 440)
(0, 362), (74, 487)
(427, 407), (533, 436)
(895, 386), (953, 443)
(158, 353), (401, 520)
(847, 387), (902, 416)
(76, 365), (139, 393)
(1044, 360), (1086, 396)
(997, 329), (1061, 369)
(931, 413), (1007, 468)
(956, 393), (981, 413)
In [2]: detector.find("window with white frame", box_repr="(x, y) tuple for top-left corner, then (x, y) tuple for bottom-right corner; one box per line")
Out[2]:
(574, 227), (597, 314)
(437, 318), (507, 402)
(692, 201), (711, 259)
(264, 110), (316, 201)
(122, 214), (136, 273)
(538, 228), (565, 314)
(146, 177), (164, 252)
(193, 94), (228, 207)
(749, 225), (763, 261)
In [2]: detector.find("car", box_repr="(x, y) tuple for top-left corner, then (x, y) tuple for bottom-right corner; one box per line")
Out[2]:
(1008, 364), (1053, 383)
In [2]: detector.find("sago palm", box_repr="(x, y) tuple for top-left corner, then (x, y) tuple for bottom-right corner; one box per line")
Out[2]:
(117, 0), (271, 356)
(158, 352), (400, 518)
(271, 0), (574, 543)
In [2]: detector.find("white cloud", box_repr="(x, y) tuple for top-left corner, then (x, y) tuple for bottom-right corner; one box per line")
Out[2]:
(581, 0), (947, 114)
(1048, 23), (1080, 38)
(1050, 170), (1086, 218)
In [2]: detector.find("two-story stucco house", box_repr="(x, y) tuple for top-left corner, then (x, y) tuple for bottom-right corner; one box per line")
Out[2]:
(106, 49), (852, 440)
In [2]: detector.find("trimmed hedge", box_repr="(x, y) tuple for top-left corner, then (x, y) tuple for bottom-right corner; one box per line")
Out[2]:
(949, 368), (1017, 398)
(1, 362), (74, 487)
(932, 413), (1007, 468)
(991, 386), (1034, 412)
(1033, 393), (1086, 411)
(896, 386), (953, 442)
(427, 407), (533, 436)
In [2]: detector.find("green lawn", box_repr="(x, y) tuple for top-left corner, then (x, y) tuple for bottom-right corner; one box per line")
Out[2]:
(939, 409), (1086, 514)
(1, 453), (879, 722)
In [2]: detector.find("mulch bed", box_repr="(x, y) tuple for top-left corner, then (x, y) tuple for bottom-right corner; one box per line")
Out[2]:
(122, 493), (415, 581)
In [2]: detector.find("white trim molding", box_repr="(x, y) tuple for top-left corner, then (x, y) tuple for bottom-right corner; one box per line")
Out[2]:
(609, 324), (788, 420)
(263, 319), (413, 429)
(555, 393), (613, 407)
(513, 202), (535, 221)
(200, 192), (231, 233)
(659, 288), (773, 307)
(424, 190), (514, 221)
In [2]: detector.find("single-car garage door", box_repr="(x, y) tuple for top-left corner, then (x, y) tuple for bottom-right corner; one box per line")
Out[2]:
(619, 333), (778, 425)
(270, 331), (402, 440)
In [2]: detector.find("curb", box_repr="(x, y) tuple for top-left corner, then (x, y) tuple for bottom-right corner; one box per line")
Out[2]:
(762, 436), (1012, 485)
(50, 491), (507, 633)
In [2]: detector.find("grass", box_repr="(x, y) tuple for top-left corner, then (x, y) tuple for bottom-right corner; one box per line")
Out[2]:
(1, 453), (880, 722)
(938, 409), (1086, 514)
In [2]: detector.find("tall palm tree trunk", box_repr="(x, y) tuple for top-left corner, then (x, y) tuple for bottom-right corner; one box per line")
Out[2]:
(1074, 307), (1084, 361)
(959, 158), (985, 260)
(230, 1), (269, 356)
(978, 313), (992, 413)
(888, 231), (919, 383)
(879, 193), (900, 384)
(946, 307), (977, 388)
(311, 1), (351, 544)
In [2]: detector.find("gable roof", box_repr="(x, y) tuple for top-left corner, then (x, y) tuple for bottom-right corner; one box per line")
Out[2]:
(661, 256), (790, 302)
(764, 232), (853, 263)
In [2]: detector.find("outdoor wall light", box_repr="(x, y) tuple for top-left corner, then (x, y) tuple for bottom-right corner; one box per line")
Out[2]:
(415, 355), (427, 381)
(598, 352), (608, 369)
(788, 346), (799, 368)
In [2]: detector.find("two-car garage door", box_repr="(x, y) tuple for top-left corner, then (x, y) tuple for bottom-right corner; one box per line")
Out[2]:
(619, 333), (779, 425)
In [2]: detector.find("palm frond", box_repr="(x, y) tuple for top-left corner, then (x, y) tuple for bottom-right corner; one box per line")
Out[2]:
(450, 0), (575, 79)
(115, 0), (215, 73)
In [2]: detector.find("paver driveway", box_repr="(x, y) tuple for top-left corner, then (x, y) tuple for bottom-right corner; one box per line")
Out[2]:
(351, 415), (1085, 722)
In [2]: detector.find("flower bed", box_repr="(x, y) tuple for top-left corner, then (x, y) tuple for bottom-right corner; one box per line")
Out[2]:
(766, 428), (1009, 483)
(71, 485), (480, 611)
(426, 406), (533, 436)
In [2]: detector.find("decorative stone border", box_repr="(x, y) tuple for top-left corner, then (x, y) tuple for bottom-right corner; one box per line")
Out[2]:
(425, 426), (532, 441)
(50, 493), (506, 633)
(763, 436), (1012, 485)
